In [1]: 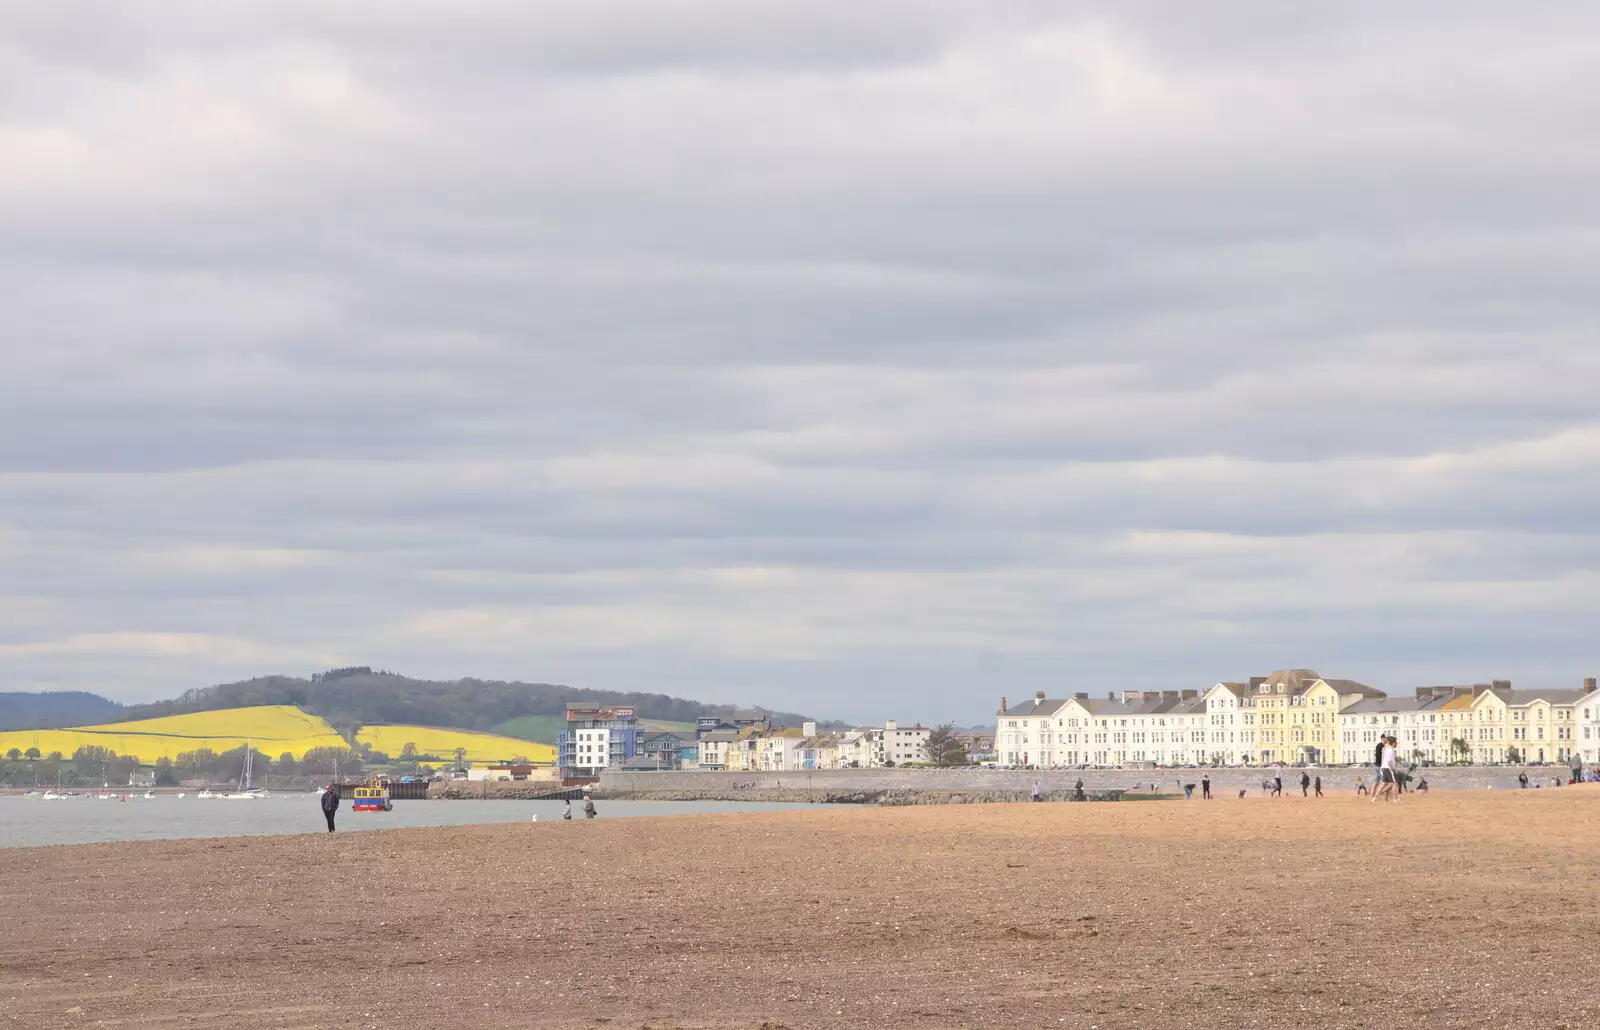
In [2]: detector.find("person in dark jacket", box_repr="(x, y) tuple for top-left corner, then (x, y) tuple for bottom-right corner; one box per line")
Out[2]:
(1313, 775), (1323, 798)
(320, 785), (340, 833)
(1201, 774), (1211, 800)
(1300, 771), (1311, 796)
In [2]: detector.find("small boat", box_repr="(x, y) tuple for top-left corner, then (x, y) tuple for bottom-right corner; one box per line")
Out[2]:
(176, 792), (187, 798)
(222, 741), (264, 798)
(40, 791), (62, 800)
(143, 791), (155, 799)
(197, 789), (216, 799)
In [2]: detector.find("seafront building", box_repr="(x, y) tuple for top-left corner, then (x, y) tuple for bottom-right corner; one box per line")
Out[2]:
(557, 701), (642, 778)
(996, 672), (1600, 768)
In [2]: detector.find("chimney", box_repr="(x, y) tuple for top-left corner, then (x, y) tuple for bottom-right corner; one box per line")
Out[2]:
(1414, 687), (1429, 701)
(1142, 691), (1161, 701)
(1034, 690), (1047, 702)
(1452, 686), (1473, 699)
(1000, 696), (1007, 714)
(1492, 679), (1511, 691)
(1161, 690), (1179, 699)
(803, 721), (817, 737)
(1074, 692), (1088, 700)
(1585, 677), (1597, 695)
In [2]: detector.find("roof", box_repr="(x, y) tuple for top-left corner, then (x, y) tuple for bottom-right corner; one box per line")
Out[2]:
(1322, 679), (1386, 698)
(698, 729), (738, 743)
(617, 755), (663, 770)
(1485, 688), (1588, 707)
(1261, 669), (1322, 694)
(1341, 695), (1454, 716)
(998, 698), (1070, 718)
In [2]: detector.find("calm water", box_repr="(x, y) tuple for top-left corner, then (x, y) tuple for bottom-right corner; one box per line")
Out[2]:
(0, 794), (837, 849)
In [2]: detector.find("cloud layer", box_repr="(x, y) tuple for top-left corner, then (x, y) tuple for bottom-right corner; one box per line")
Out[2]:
(3, 2), (1598, 720)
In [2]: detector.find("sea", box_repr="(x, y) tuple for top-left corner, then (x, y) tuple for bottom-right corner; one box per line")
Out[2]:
(0, 793), (837, 849)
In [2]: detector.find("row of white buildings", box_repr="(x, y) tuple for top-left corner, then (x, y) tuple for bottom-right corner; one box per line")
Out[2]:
(696, 719), (933, 771)
(995, 670), (1600, 768)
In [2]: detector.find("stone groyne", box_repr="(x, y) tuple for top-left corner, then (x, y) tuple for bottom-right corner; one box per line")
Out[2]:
(589, 787), (1128, 804)
(596, 764), (1568, 799)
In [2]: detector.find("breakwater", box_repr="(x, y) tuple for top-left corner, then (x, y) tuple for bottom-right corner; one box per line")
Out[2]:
(597, 764), (1569, 799)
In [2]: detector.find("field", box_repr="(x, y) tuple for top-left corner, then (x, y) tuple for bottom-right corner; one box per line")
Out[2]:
(493, 713), (698, 744)
(0, 705), (344, 762)
(6, 788), (1600, 1028)
(355, 724), (556, 764)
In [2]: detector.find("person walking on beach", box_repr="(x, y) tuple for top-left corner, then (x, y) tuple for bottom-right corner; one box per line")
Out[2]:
(1270, 765), (1283, 797)
(1518, 771), (1529, 789)
(1314, 775), (1323, 798)
(1373, 735), (1399, 803)
(562, 799), (572, 820)
(1031, 781), (1042, 802)
(1201, 774), (1211, 800)
(583, 794), (597, 819)
(320, 783), (340, 833)
(1300, 771), (1310, 797)
(1073, 778), (1085, 802)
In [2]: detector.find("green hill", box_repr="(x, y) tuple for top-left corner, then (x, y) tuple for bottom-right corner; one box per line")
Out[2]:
(117, 668), (832, 738)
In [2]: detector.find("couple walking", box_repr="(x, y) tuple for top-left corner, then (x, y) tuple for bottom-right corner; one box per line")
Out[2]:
(1371, 734), (1401, 803)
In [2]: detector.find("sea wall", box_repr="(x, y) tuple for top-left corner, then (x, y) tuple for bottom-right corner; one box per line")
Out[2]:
(597, 764), (1573, 798)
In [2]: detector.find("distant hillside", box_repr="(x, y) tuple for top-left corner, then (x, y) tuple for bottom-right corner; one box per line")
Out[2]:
(117, 668), (839, 735)
(0, 691), (125, 732)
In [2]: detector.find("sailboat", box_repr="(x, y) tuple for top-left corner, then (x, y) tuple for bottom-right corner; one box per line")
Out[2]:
(224, 742), (264, 799)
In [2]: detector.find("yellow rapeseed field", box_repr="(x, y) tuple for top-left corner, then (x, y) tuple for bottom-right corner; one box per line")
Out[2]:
(0, 706), (346, 762)
(355, 724), (556, 765)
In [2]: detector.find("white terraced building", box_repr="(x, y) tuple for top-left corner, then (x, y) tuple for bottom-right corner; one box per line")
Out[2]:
(995, 689), (1209, 767)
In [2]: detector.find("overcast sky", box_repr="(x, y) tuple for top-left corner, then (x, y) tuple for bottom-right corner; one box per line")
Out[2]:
(3, 3), (1598, 723)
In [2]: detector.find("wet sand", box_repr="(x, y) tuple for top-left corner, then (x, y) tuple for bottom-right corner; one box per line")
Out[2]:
(4, 788), (1599, 1029)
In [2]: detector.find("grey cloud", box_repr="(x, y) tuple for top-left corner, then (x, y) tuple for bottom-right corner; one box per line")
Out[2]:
(2, 4), (1598, 720)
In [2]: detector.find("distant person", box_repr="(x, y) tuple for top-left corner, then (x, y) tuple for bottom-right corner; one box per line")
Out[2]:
(1374, 738), (1385, 786)
(1518, 772), (1529, 790)
(1073, 779), (1085, 802)
(1184, 783), (1195, 800)
(562, 799), (572, 821)
(1416, 777), (1429, 793)
(320, 784), (340, 833)
(583, 794), (597, 819)
(1201, 775), (1211, 800)
(1300, 771), (1310, 797)
(1275, 762), (1286, 797)
(1031, 781), (1042, 803)
(1314, 775), (1323, 798)
(1571, 752), (1583, 784)
(1356, 775), (1368, 796)
(1237, 788), (1247, 799)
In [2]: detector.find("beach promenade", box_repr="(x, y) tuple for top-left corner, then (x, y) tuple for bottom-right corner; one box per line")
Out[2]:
(4, 789), (1599, 1028)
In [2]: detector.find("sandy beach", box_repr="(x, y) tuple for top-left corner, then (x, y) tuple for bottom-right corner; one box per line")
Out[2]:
(5, 789), (1599, 1029)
